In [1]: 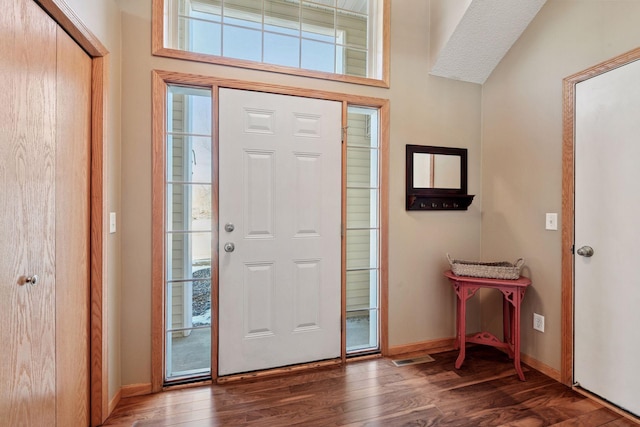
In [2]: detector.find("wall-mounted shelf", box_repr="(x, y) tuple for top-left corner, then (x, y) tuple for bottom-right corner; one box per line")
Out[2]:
(407, 194), (475, 211)
(406, 145), (474, 211)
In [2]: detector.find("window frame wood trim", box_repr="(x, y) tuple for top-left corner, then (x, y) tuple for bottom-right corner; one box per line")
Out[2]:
(151, 0), (391, 89)
(151, 71), (168, 393)
(151, 69), (389, 386)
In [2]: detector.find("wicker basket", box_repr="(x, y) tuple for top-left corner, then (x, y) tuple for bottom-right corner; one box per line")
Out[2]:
(447, 254), (524, 280)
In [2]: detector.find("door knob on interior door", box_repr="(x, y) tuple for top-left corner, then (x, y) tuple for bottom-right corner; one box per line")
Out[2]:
(224, 242), (235, 253)
(577, 246), (594, 257)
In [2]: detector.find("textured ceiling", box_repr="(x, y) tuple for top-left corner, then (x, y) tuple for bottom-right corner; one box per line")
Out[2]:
(430, 0), (547, 84)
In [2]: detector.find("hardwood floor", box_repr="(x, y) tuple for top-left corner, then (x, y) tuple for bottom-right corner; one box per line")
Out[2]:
(103, 347), (638, 426)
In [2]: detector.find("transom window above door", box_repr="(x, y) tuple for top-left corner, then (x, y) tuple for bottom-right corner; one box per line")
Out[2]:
(153, 0), (390, 87)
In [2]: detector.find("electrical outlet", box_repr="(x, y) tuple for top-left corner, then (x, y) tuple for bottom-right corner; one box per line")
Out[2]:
(533, 313), (545, 332)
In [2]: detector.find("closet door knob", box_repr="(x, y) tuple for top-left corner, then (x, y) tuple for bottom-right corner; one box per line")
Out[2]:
(25, 275), (39, 286)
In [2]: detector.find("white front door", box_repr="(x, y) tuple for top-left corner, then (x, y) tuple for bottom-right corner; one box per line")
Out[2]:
(218, 88), (342, 376)
(574, 59), (640, 416)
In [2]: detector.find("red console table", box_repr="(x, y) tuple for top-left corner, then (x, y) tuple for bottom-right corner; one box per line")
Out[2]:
(444, 270), (531, 381)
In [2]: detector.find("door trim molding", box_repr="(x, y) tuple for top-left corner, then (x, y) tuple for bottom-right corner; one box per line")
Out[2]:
(561, 46), (640, 386)
(151, 70), (389, 389)
(34, 0), (108, 56)
(33, 1), (109, 424)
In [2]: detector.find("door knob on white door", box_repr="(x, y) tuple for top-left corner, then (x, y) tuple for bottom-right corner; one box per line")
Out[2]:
(224, 242), (235, 253)
(25, 275), (39, 286)
(577, 246), (594, 257)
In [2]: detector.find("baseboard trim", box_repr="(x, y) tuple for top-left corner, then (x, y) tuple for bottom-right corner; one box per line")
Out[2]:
(121, 383), (153, 398)
(387, 337), (456, 357)
(520, 353), (561, 382)
(107, 387), (122, 418)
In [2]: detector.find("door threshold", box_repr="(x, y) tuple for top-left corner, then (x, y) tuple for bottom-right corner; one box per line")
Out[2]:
(217, 358), (342, 384)
(163, 378), (213, 392)
(572, 385), (640, 423)
(348, 352), (382, 361)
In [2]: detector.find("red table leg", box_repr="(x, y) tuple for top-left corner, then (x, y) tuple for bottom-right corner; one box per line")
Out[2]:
(454, 288), (461, 350)
(501, 288), (525, 381)
(512, 288), (525, 381)
(502, 295), (514, 358)
(454, 284), (479, 369)
(454, 283), (466, 368)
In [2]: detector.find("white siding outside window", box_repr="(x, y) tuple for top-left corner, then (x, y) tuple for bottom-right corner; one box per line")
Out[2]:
(163, 0), (382, 80)
(345, 106), (380, 353)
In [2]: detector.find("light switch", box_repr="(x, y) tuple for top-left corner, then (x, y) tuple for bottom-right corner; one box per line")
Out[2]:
(545, 213), (558, 231)
(109, 212), (116, 234)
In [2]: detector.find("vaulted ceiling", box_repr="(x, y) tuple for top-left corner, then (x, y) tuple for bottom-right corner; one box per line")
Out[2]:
(429, 0), (547, 84)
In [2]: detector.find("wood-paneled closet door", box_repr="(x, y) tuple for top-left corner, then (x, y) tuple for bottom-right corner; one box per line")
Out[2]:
(56, 22), (92, 427)
(0, 0), (92, 425)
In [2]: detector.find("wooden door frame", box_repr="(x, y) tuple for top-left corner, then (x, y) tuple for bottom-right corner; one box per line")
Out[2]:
(561, 46), (640, 386)
(33, 1), (110, 425)
(152, 70), (389, 391)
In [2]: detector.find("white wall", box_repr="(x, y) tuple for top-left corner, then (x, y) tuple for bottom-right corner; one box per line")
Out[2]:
(429, 0), (473, 69)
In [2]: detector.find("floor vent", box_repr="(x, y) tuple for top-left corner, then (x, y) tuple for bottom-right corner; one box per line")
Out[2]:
(391, 355), (435, 367)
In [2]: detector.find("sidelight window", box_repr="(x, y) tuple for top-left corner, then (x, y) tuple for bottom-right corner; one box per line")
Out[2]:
(345, 106), (380, 354)
(164, 85), (213, 381)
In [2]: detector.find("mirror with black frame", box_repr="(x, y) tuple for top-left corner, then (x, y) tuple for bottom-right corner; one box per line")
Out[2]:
(406, 145), (474, 210)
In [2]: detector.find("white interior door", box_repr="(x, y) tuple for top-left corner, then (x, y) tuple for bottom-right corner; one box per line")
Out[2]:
(574, 59), (640, 416)
(218, 88), (342, 376)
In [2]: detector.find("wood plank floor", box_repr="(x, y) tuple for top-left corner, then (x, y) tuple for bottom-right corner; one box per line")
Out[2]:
(103, 347), (639, 426)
